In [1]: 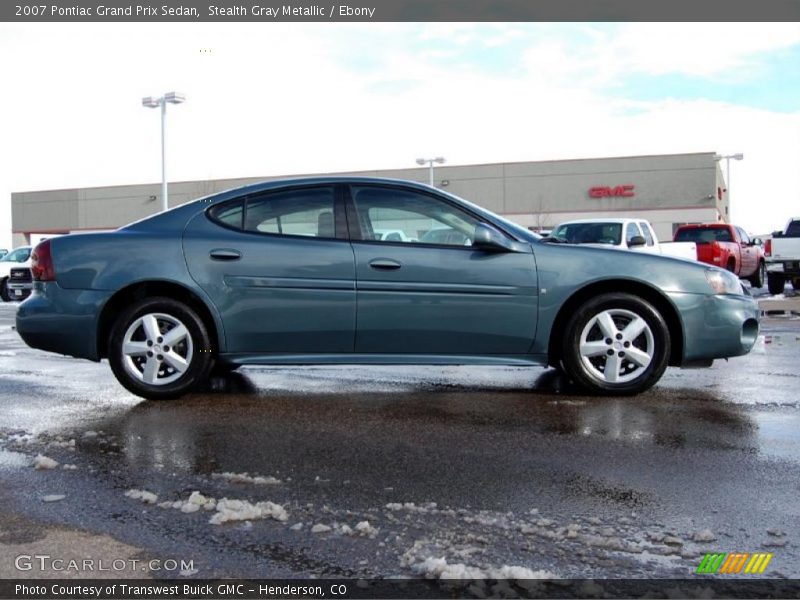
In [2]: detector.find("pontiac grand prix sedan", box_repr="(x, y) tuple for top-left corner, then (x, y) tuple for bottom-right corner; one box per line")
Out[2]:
(16, 177), (760, 400)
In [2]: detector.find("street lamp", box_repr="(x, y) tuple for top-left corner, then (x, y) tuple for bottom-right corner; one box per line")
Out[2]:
(142, 92), (187, 212)
(714, 153), (744, 202)
(416, 156), (446, 187)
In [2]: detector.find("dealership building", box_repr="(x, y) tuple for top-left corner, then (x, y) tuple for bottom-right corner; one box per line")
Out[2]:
(11, 152), (729, 247)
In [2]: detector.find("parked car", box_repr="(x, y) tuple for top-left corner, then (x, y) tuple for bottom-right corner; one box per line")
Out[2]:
(0, 246), (32, 301)
(765, 217), (800, 294)
(548, 218), (697, 261)
(673, 224), (766, 288)
(7, 267), (33, 301)
(17, 177), (759, 400)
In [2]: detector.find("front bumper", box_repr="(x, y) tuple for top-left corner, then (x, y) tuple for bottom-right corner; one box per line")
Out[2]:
(668, 291), (760, 363)
(16, 282), (112, 361)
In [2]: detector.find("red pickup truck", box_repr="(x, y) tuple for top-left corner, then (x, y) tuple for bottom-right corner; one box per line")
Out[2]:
(673, 224), (766, 287)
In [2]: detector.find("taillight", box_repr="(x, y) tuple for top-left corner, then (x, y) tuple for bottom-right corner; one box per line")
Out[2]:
(31, 239), (55, 281)
(764, 239), (772, 257)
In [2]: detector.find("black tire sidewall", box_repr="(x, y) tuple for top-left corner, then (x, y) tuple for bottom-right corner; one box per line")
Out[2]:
(562, 293), (670, 395)
(767, 273), (785, 296)
(0, 278), (10, 302)
(749, 262), (765, 288)
(108, 297), (213, 400)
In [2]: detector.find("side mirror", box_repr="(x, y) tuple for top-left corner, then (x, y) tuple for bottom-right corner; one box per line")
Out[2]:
(628, 235), (646, 247)
(472, 224), (514, 252)
(752, 238), (763, 246)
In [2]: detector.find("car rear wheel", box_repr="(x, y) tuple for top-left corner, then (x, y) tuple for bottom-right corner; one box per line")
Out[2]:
(561, 293), (670, 395)
(767, 272), (785, 296)
(108, 297), (214, 400)
(748, 261), (766, 288)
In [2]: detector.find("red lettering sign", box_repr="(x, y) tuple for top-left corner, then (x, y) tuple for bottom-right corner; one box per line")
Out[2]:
(588, 185), (635, 198)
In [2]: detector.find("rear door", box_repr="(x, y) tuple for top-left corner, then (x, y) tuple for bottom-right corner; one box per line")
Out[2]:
(183, 184), (356, 354)
(346, 184), (538, 355)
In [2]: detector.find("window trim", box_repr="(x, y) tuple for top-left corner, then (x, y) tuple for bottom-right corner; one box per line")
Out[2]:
(343, 182), (514, 250)
(204, 183), (348, 242)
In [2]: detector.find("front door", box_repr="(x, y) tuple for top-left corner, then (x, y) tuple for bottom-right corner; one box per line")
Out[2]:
(346, 184), (538, 355)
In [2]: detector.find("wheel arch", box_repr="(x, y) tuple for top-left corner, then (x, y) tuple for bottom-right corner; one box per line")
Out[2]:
(97, 280), (224, 359)
(547, 279), (684, 368)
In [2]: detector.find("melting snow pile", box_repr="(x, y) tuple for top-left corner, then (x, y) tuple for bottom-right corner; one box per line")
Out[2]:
(124, 489), (158, 504)
(212, 471), (281, 485)
(33, 455), (59, 470)
(209, 498), (288, 525)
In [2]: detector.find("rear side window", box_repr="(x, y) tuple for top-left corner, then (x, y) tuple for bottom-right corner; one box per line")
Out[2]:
(209, 201), (244, 229)
(208, 187), (337, 239)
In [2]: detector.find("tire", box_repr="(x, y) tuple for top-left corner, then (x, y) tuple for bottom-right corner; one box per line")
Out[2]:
(767, 273), (785, 296)
(560, 293), (670, 395)
(748, 261), (766, 288)
(0, 278), (10, 302)
(108, 297), (214, 400)
(793, 278), (800, 291)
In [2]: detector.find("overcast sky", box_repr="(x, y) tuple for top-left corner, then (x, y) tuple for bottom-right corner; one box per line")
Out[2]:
(1, 22), (799, 249)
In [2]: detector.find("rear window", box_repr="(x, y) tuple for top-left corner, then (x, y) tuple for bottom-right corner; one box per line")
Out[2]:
(786, 220), (800, 237)
(551, 222), (622, 245)
(675, 227), (732, 243)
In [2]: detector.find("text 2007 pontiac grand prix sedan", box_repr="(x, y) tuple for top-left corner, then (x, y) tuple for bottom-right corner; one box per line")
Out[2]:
(16, 177), (759, 400)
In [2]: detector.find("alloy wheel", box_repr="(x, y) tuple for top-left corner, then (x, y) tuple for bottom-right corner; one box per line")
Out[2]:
(121, 312), (194, 386)
(578, 308), (654, 384)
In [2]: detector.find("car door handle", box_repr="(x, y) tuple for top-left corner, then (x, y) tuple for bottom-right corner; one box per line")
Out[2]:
(369, 259), (402, 270)
(210, 249), (242, 261)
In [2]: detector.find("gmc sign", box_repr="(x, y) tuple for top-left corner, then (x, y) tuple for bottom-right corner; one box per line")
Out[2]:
(589, 185), (635, 198)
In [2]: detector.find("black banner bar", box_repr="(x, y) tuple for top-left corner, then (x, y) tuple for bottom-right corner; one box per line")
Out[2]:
(2, 578), (800, 599)
(3, 0), (800, 23)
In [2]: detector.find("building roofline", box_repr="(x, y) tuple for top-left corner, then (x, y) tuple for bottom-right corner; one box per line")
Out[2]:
(12, 151), (718, 196)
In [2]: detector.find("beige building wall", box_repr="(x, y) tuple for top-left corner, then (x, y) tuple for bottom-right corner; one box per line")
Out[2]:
(11, 152), (724, 247)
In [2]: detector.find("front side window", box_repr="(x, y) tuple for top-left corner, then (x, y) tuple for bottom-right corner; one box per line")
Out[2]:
(638, 222), (655, 246)
(625, 223), (641, 244)
(350, 186), (480, 247)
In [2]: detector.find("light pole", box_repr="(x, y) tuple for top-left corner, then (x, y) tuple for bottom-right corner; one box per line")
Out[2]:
(714, 153), (744, 203)
(142, 92), (186, 212)
(416, 157), (446, 187)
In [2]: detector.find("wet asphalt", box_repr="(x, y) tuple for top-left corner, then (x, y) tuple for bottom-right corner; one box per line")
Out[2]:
(0, 301), (799, 581)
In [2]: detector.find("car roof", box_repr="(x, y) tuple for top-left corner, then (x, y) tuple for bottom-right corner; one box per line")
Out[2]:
(556, 218), (642, 225)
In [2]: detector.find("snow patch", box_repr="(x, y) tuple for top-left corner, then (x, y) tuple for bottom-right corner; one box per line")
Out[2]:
(212, 471), (281, 485)
(41, 494), (66, 502)
(124, 489), (158, 504)
(209, 498), (288, 525)
(33, 455), (58, 470)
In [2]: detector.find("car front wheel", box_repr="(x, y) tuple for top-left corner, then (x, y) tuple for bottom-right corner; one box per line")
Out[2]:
(561, 293), (670, 395)
(108, 297), (214, 400)
(0, 278), (10, 302)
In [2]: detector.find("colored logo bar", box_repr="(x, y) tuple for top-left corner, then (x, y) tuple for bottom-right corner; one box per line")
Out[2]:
(697, 552), (773, 574)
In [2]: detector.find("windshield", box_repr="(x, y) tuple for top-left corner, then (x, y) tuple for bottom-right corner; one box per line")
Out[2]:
(551, 223), (622, 245)
(0, 247), (30, 262)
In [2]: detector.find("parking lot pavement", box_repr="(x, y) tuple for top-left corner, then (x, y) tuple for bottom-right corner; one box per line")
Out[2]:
(0, 301), (799, 581)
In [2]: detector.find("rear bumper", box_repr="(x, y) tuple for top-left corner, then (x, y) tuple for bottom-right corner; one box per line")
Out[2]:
(766, 260), (800, 275)
(15, 282), (111, 361)
(668, 292), (760, 363)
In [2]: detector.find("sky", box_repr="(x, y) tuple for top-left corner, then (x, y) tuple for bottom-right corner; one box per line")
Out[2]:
(1, 22), (799, 249)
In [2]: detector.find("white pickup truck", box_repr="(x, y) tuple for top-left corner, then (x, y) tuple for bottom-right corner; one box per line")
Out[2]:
(548, 218), (697, 260)
(766, 217), (800, 294)
(0, 246), (32, 301)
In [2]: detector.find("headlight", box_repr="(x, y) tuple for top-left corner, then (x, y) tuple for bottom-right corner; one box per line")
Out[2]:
(705, 268), (742, 295)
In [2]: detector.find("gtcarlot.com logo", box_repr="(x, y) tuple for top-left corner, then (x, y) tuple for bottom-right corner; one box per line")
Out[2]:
(697, 552), (773, 574)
